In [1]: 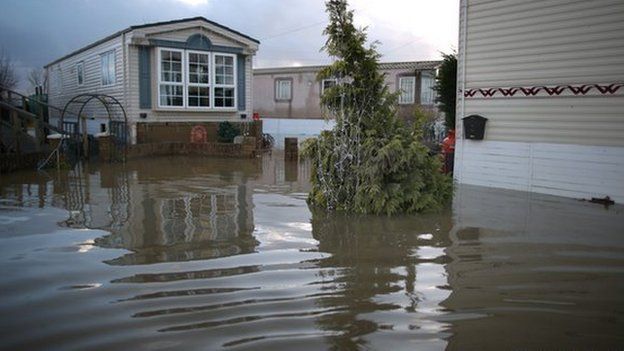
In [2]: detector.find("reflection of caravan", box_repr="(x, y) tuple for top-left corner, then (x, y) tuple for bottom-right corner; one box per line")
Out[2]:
(45, 17), (259, 144)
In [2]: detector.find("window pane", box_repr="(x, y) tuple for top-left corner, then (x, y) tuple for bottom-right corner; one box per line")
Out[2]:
(420, 75), (435, 105)
(160, 84), (184, 106)
(187, 52), (209, 85)
(101, 50), (115, 85)
(322, 79), (336, 94)
(215, 87), (234, 107)
(107, 52), (115, 84)
(187, 86), (209, 107)
(214, 54), (234, 87)
(77, 63), (84, 85)
(161, 50), (182, 83)
(399, 77), (415, 104)
(276, 80), (291, 100)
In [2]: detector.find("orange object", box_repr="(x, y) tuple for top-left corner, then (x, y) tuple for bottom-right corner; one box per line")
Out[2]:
(190, 125), (208, 144)
(441, 129), (456, 154)
(441, 129), (456, 174)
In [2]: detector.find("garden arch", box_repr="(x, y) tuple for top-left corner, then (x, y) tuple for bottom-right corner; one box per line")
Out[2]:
(61, 93), (129, 161)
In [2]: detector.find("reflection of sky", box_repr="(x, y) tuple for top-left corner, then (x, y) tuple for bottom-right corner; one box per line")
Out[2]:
(253, 192), (319, 251)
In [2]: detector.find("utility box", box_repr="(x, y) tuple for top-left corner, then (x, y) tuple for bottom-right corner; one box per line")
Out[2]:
(462, 115), (488, 140)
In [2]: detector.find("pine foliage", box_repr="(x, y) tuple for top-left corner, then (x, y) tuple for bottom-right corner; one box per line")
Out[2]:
(302, 0), (452, 215)
(433, 52), (457, 131)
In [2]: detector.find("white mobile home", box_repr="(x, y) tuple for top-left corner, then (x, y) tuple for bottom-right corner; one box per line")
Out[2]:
(455, 0), (624, 203)
(45, 17), (259, 143)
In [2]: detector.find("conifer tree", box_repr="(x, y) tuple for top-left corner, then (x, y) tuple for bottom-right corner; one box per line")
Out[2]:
(433, 52), (457, 130)
(302, 0), (452, 215)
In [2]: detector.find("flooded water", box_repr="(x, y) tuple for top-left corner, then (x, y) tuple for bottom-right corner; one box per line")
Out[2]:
(1, 152), (623, 350)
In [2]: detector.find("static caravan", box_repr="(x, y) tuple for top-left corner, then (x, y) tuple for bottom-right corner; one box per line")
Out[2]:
(253, 61), (441, 121)
(45, 17), (259, 144)
(455, 0), (624, 203)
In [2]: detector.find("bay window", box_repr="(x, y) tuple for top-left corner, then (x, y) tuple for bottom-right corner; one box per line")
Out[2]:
(157, 48), (236, 109)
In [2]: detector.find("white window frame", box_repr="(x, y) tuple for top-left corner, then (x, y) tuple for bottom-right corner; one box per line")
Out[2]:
(398, 76), (416, 105)
(212, 53), (237, 110)
(157, 48), (186, 109)
(156, 48), (238, 110)
(275, 78), (292, 101)
(76, 61), (84, 86)
(186, 50), (211, 109)
(321, 78), (337, 95)
(100, 50), (116, 86)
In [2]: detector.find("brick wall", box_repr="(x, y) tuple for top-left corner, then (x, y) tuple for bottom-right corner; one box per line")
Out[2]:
(136, 121), (263, 144)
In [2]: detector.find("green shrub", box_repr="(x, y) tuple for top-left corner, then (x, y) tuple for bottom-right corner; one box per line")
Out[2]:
(217, 122), (240, 143)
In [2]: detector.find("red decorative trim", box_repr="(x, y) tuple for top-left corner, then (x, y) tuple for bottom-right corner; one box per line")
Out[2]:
(463, 83), (623, 98)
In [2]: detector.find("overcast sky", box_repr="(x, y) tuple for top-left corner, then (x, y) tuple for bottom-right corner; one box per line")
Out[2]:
(0, 0), (459, 91)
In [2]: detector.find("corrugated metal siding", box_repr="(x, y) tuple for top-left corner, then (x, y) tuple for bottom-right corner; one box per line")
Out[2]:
(460, 0), (624, 147)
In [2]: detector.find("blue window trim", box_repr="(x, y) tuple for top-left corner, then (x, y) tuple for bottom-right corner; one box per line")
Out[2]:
(148, 38), (243, 54)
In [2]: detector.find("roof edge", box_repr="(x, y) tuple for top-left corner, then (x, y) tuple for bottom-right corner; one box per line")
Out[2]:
(253, 60), (442, 74)
(44, 27), (131, 68)
(44, 16), (259, 68)
(130, 16), (260, 44)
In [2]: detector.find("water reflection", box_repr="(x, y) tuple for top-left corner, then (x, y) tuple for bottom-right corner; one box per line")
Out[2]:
(1, 152), (623, 350)
(310, 209), (454, 350)
(442, 186), (624, 350)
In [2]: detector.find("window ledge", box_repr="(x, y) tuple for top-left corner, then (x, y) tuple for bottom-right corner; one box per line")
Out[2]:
(155, 106), (238, 112)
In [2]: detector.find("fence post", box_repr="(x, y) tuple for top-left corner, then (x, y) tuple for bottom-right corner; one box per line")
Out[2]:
(11, 110), (21, 155)
(81, 116), (88, 158)
(285, 137), (298, 161)
(35, 104), (45, 152)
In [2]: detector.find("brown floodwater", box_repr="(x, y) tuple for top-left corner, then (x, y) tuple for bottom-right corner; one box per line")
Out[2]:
(0, 152), (623, 350)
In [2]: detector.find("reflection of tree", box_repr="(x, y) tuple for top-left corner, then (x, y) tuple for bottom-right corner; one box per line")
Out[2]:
(310, 208), (452, 350)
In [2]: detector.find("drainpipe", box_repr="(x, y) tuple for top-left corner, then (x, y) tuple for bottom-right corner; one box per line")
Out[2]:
(457, 0), (468, 183)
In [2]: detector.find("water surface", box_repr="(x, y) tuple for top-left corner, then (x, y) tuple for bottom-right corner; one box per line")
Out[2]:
(1, 153), (623, 350)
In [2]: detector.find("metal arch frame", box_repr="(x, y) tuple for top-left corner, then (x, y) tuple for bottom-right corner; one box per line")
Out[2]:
(60, 93), (129, 161)
(60, 93), (128, 128)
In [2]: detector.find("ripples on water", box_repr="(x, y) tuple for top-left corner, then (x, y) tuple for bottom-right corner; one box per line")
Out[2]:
(0, 153), (623, 350)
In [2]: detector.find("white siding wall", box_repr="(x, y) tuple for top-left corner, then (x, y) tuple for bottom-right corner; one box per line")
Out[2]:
(46, 35), (125, 134)
(455, 0), (624, 203)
